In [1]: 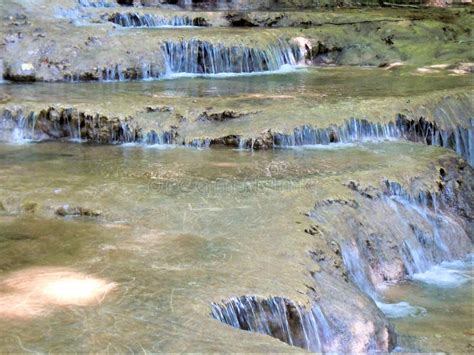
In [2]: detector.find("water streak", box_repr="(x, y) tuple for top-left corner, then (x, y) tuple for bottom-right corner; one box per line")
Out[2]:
(163, 39), (303, 75)
(78, 0), (116, 7)
(336, 181), (470, 319)
(211, 296), (333, 352)
(273, 118), (400, 147)
(0, 59), (4, 84)
(110, 13), (195, 27)
(274, 117), (473, 165)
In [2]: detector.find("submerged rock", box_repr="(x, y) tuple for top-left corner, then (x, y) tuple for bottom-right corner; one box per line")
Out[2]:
(21, 202), (38, 213)
(198, 110), (249, 122)
(55, 205), (102, 217)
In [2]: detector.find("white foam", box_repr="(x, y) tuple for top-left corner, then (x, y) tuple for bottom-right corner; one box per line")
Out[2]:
(1, 138), (34, 145)
(68, 138), (88, 143)
(162, 64), (306, 80)
(145, 144), (176, 150)
(120, 25), (200, 29)
(1, 129), (46, 145)
(280, 138), (400, 151)
(376, 301), (427, 319)
(119, 143), (176, 150)
(294, 142), (357, 150)
(412, 259), (472, 288)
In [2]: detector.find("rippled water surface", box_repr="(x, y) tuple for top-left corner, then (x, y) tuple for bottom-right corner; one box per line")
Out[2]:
(0, 141), (471, 352)
(1, 67), (472, 103)
(386, 257), (473, 353)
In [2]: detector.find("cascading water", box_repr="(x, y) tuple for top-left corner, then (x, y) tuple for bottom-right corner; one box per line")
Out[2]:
(78, 0), (116, 7)
(65, 61), (165, 82)
(109, 13), (195, 27)
(341, 241), (428, 319)
(144, 130), (174, 145)
(211, 296), (333, 352)
(273, 118), (400, 147)
(65, 38), (303, 82)
(0, 111), (47, 143)
(0, 107), (177, 144)
(384, 181), (469, 277)
(272, 117), (473, 166)
(397, 114), (474, 166)
(326, 180), (472, 319)
(0, 60), (4, 83)
(162, 39), (303, 75)
(99, 64), (126, 82)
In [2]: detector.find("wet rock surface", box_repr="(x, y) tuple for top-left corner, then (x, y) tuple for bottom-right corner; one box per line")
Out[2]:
(197, 110), (251, 122)
(2, 85), (471, 164)
(55, 205), (102, 217)
(1, 1), (472, 81)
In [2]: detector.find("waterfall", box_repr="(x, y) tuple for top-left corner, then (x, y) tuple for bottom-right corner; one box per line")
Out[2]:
(65, 62), (164, 82)
(273, 118), (400, 147)
(383, 181), (459, 276)
(110, 13), (195, 27)
(272, 117), (473, 166)
(162, 39), (303, 75)
(0, 111), (46, 143)
(0, 108), (145, 144)
(99, 64), (127, 81)
(396, 115), (474, 166)
(139, 62), (164, 81)
(0, 59), (4, 83)
(0, 107), (178, 145)
(145, 130), (174, 145)
(58, 38), (304, 82)
(341, 243), (378, 300)
(328, 180), (471, 318)
(211, 296), (333, 352)
(341, 240), (428, 319)
(167, 0), (243, 10)
(78, 0), (116, 7)
(185, 138), (211, 148)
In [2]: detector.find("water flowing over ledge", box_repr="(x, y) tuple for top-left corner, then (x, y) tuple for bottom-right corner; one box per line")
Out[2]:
(270, 116), (473, 165)
(78, 0), (116, 7)
(310, 175), (473, 321)
(64, 62), (166, 82)
(162, 39), (303, 75)
(59, 38), (303, 81)
(204, 117), (473, 165)
(0, 107), (472, 166)
(211, 296), (332, 352)
(109, 13), (199, 27)
(397, 115), (474, 167)
(0, 108), (148, 144)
